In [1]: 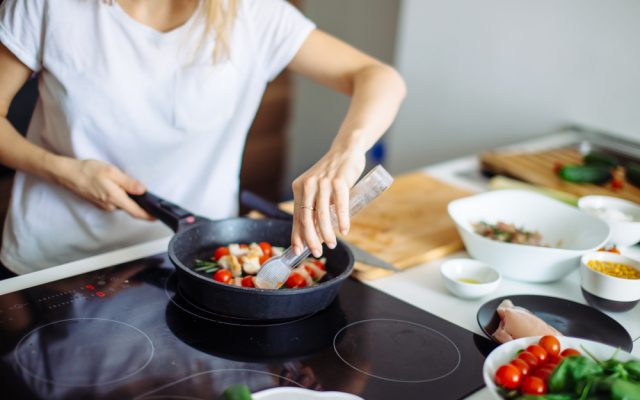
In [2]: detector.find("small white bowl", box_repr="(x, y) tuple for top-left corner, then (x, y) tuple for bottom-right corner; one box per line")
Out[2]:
(448, 190), (610, 283)
(483, 336), (639, 400)
(253, 388), (363, 400)
(440, 259), (501, 299)
(580, 252), (640, 312)
(578, 195), (640, 247)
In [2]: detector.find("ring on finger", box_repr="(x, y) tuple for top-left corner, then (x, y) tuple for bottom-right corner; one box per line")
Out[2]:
(299, 205), (316, 211)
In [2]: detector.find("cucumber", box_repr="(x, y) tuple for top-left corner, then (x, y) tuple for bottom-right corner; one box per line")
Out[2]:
(583, 151), (619, 169)
(627, 162), (640, 188)
(217, 385), (253, 400)
(558, 165), (612, 184)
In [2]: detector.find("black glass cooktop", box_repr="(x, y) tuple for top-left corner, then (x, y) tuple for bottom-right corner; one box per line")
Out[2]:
(0, 254), (495, 399)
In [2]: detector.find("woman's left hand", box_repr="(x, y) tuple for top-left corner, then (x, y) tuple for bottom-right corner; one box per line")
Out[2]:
(290, 146), (366, 258)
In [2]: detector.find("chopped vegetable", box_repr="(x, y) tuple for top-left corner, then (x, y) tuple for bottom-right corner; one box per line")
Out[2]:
(195, 242), (327, 290)
(473, 221), (545, 246)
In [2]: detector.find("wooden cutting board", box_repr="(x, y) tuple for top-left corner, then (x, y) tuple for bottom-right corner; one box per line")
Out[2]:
(280, 173), (473, 280)
(481, 148), (640, 203)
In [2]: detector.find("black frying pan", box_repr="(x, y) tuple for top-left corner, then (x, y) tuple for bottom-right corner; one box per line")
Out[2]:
(130, 192), (354, 320)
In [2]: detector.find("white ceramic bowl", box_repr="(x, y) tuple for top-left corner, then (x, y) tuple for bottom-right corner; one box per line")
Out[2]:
(580, 252), (640, 312)
(448, 190), (610, 283)
(440, 259), (501, 299)
(578, 195), (640, 247)
(483, 336), (639, 400)
(253, 387), (363, 400)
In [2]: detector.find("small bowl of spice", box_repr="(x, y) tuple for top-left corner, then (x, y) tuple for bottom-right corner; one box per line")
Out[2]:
(580, 252), (640, 312)
(440, 259), (501, 299)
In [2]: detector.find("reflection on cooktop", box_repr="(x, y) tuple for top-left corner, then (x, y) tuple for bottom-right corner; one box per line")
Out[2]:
(15, 318), (154, 387)
(333, 319), (461, 383)
(0, 253), (496, 400)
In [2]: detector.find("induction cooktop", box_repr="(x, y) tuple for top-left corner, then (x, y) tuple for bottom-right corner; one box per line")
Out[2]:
(0, 254), (495, 399)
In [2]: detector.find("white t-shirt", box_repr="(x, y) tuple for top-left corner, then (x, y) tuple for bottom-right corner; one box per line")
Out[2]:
(0, 0), (315, 274)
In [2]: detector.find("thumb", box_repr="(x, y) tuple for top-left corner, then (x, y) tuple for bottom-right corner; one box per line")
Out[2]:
(113, 170), (146, 195)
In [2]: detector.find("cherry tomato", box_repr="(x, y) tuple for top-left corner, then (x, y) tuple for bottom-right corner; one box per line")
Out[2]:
(495, 364), (522, 390)
(239, 244), (249, 249)
(259, 255), (270, 265)
(213, 247), (230, 261)
(520, 376), (547, 395)
(547, 354), (563, 365)
(560, 348), (580, 357)
(241, 276), (255, 288)
(526, 344), (548, 363)
(285, 272), (307, 289)
(517, 351), (539, 369)
(532, 366), (555, 382)
(313, 260), (326, 270)
(304, 265), (316, 278)
(538, 336), (561, 357)
(259, 242), (272, 258)
(213, 269), (233, 284)
(510, 359), (531, 377)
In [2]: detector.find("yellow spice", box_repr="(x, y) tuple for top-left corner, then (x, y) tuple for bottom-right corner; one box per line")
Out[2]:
(587, 260), (640, 280)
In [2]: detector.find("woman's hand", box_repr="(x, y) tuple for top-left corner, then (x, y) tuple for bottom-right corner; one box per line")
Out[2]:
(291, 145), (365, 257)
(54, 157), (153, 220)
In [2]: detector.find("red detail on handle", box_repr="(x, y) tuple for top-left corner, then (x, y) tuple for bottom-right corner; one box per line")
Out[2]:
(96, 291), (106, 297)
(85, 284), (95, 290)
(185, 216), (196, 224)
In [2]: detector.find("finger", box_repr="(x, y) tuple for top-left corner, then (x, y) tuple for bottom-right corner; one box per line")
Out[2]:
(109, 187), (154, 220)
(109, 167), (146, 195)
(332, 178), (350, 235)
(316, 178), (336, 248)
(291, 180), (306, 256)
(300, 179), (323, 257)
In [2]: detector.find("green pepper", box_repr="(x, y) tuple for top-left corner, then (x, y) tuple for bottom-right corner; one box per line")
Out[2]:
(558, 165), (612, 184)
(583, 152), (619, 169)
(216, 385), (253, 400)
(628, 162), (640, 188)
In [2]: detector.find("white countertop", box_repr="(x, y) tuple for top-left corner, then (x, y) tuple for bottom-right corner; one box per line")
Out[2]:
(1, 131), (638, 400)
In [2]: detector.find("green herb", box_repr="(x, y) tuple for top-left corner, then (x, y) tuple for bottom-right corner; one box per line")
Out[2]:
(194, 259), (220, 273)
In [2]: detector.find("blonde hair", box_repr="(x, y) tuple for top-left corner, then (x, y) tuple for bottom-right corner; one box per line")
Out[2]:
(104, 0), (238, 62)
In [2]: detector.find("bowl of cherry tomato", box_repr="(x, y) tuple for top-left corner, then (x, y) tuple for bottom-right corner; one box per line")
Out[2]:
(483, 335), (640, 399)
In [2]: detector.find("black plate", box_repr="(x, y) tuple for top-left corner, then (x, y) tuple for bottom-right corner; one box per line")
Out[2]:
(477, 295), (633, 351)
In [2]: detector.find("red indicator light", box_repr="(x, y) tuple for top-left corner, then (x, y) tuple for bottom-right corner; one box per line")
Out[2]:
(85, 284), (95, 290)
(185, 216), (196, 224)
(96, 291), (106, 297)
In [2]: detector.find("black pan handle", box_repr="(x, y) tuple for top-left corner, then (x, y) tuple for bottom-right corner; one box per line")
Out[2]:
(240, 191), (292, 221)
(130, 192), (196, 232)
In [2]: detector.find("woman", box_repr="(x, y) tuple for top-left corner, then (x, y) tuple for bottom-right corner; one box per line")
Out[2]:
(0, 0), (405, 275)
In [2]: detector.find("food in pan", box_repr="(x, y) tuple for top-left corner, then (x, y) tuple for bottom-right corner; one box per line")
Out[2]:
(492, 300), (562, 344)
(472, 221), (545, 247)
(194, 242), (327, 289)
(493, 335), (640, 399)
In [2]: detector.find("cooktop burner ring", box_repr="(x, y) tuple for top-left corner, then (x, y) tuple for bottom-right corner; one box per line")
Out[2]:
(133, 368), (305, 400)
(333, 318), (462, 383)
(163, 274), (314, 327)
(14, 317), (154, 387)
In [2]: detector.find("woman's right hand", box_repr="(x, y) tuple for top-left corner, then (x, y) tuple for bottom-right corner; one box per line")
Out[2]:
(54, 157), (153, 220)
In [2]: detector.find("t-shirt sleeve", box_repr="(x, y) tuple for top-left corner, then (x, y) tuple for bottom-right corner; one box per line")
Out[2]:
(244, 0), (316, 81)
(0, 0), (47, 71)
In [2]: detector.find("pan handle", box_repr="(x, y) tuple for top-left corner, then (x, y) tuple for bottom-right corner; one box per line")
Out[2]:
(130, 192), (196, 232)
(240, 191), (292, 221)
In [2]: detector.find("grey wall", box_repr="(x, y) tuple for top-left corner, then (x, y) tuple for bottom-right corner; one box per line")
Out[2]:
(387, 0), (640, 173)
(286, 0), (401, 191)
